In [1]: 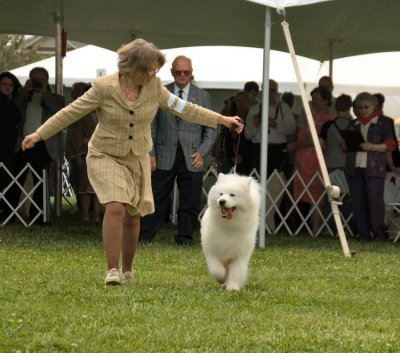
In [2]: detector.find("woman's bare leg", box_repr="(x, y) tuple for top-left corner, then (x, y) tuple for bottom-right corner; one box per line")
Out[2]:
(102, 202), (126, 270)
(121, 214), (140, 273)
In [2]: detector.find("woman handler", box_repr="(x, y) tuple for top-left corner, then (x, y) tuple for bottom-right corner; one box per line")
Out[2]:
(21, 38), (243, 285)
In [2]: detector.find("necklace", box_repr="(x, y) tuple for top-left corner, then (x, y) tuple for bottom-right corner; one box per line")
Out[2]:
(123, 75), (140, 101)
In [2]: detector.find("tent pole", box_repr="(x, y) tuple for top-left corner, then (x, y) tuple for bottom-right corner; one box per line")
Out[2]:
(54, 2), (63, 96)
(258, 6), (272, 248)
(329, 40), (333, 78)
(53, 0), (63, 217)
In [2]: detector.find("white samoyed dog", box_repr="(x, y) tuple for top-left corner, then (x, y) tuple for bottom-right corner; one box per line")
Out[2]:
(200, 173), (261, 291)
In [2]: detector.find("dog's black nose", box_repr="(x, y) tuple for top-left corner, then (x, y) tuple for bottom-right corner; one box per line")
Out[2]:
(219, 199), (226, 206)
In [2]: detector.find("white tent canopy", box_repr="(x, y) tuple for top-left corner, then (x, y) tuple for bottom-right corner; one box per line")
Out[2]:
(248, 0), (332, 7)
(10, 45), (321, 89)
(11, 45), (118, 87)
(1, 0), (399, 61)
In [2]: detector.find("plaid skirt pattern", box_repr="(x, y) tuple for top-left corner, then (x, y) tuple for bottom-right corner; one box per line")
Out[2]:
(86, 146), (154, 216)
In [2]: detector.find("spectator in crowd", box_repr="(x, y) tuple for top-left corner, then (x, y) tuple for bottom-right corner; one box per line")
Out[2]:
(281, 91), (295, 110)
(67, 82), (101, 223)
(373, 93), (400, 172)
(21, 39), (243, 284)
(220, 81), (259, 116)
(352, 99), (359, 118)
(345, 92), (396, 241)
(215, 92), (236, 173)
(11, 67), (65, 224)
(0, 71), (21, 100)
(280, 91), (299, 172)
(220, 95), (236, 117)
(319, 94), (354, 229)
(298, 76), (336, 129)
(319, 94), (354, 172)
(281, 91), (300, 126)
(0, 72), (22, 221)
(287, 86), (335, 235)
(245, 79), (296, 176)
(243, 80), (260, 106)
(318, 76), (337, 115)
(230, 90), (253, 175)
(140, 55), (217, 245)
(215, 90), (253, 174)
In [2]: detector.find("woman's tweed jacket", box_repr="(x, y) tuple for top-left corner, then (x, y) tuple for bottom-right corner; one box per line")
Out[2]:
(37, 73), (219, 157)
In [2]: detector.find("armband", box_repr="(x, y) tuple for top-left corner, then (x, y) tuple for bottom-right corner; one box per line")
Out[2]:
(167, 93), (185, 113)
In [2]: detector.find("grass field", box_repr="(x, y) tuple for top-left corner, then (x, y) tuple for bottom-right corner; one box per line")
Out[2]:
(1, 213), (400, 353)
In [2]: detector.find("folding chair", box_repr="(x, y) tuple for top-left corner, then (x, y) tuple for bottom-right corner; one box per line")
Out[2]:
(384, 172), (400, 243)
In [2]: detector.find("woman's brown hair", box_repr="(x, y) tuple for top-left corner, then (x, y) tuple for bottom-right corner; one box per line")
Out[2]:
(117, 38), (166, 81)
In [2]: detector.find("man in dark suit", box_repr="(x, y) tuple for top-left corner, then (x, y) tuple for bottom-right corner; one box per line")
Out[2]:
(140, 55), (216, 245)
(11, 67), (65, 224)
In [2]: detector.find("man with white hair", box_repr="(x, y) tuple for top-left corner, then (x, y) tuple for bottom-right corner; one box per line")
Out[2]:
(140, 56), (216, 245)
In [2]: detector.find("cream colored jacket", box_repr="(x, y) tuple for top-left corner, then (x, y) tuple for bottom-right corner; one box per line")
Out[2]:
(37, 73), (219, 157)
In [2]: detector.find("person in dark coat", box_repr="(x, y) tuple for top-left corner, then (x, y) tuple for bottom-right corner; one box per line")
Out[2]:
(0, 72), (22, 221)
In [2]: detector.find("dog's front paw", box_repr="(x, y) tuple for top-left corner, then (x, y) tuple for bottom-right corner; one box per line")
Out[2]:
(225, 283), (241, 291)
(207, 259), (227, 284)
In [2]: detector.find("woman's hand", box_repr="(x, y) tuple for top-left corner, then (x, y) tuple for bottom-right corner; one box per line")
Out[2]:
(220, 115), (244, 134)
(22, 132), (41, 151)
(360, 142), (386, 152)
(360, 142), (373, 151)
(150, 156), (157, 172)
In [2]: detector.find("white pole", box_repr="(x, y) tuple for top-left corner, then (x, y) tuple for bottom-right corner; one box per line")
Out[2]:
(281, 21), (352, 257)
(258, 7), (272, 248)
(53, 0), (63, 217)
(329, 40), (334, 78)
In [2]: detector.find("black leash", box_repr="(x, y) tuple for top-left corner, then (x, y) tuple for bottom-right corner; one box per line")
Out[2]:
(232, 118), (245, 174)
(232, 132), (241, 174)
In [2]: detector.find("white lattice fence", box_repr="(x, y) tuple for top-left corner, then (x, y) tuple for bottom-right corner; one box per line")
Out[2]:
(0, 163), (49, 226)
(171, 165), (354, 237)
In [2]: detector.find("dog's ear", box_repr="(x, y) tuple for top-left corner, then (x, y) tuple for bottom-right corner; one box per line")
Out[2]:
(247, 177), (253, 189)
(217, 173), (226, 182)
(246, 177), (259, 192)
(246, 178), (253, 190)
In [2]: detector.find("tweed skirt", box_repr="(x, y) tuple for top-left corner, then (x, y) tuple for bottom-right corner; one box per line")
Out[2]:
(86, 146), (154, 216)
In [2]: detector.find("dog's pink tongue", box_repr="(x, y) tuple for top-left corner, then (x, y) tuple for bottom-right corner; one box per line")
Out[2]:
(225, 208), (233, 220)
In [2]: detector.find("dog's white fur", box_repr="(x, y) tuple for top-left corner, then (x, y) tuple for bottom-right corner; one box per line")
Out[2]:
(200, 173), (261, 291)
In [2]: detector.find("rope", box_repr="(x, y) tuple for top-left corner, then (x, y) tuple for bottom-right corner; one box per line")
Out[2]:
(276, 6), (286, 21)
(276, 7), (353, 257)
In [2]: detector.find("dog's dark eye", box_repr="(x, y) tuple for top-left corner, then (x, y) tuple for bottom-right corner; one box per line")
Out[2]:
(219, 193), (223, 196)
(230, 193), (236, 197)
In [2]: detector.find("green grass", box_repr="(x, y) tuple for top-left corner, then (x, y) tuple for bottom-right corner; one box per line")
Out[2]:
(1, 213), (400, 353)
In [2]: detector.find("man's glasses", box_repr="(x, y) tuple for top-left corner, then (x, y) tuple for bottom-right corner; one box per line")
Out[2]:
(174, 70), (192, 76)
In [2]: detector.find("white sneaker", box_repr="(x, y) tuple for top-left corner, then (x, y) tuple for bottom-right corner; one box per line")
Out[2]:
(104, 268), (122, 285)
(122, 271), (134, 285)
